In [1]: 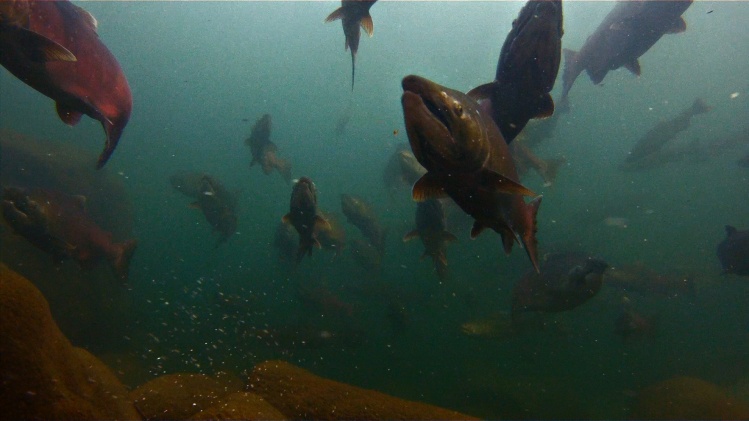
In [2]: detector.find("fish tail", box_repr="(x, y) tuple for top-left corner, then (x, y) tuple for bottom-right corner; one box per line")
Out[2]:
(111, 239), (137, 282)
(276, 158), (293, 184)
(522, 196), (543, 273)
(540, 157), (567, 186)
(97, 119), (127, 169)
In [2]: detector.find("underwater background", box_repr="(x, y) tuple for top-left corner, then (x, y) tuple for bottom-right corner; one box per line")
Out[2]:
(2, 1), (749, 418)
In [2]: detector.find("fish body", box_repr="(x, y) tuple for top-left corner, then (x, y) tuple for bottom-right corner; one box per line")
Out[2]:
(170, 171), (210, 198)
(625, 98), (710, 165)
(282, 177), (328, 262)
(273, 221), (297, 262)
(1, 187), (137, 280)
(325, 0), (377, 90)
(511, 141), (566, 186)
(349, 237), (382, 274)
(340, 193), (386, 255)
(468, 0), (563, 142)
(401, 74), (541, 272)
(717, 226), (749, 276)
(403, 199), (457, 280)
(614, 309), (655, 340)
(246, 114), (292, 183)
(561, 0), (692, 106)
(512, 252), (608, 314)
(0, 0), (132, 168)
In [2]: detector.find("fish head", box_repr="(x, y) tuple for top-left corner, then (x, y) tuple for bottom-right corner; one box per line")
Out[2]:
(292, 177), (317, 206)
(340, 193), (367, 216)
(401, 75), (491, 174)
(1, 187), (46, 231)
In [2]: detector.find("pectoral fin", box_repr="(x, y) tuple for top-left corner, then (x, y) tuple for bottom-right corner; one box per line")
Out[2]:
(467, 82), (496, 102)
(470, 221), (487, 239)
(325, 7), (344, 22)
(535, 93), (555, 119)
(13, 27), (77, 62)
(281, 213), (292, 224)
(412, 173), (449, 202)
(360, 14), (374, 37)
(477, 170), (536, 197)
(56, 102), (83, 126)
(667, 17), (687, 34)
(624, 59), (641, 76)
(403, 229), (420, 242)
(314, 215), (331, 231)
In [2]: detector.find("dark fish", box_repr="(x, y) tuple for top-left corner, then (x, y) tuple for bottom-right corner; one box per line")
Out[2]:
(561, 0), (693, 107)
(468, 0), (563, 143)
(1, 187), (137, 281)
(340, 193), (386, 255)
(170, 172), (238, 245)
(401, 74), (542, 272)
(325, 0), (377, 90)
(604, 263), (695, 297)
(0, 0), (132, 168)
(191, 175), (238, 246)
(0, 0), (76, 62)
(614, 309), (655, 340)
(717, 226), (749, 276)
(403, 199), (457, 280)
(512, 252), (608, 314)
(282, 177), (329, 263)
(246, 114), (292, 183)
(624, 98), (710, 166)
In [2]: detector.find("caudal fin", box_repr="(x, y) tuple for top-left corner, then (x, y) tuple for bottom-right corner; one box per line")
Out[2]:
(521, 196), (542, 273)
(111, 239), (137, 282)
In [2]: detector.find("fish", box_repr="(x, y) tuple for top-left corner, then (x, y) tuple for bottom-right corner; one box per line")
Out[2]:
(614, 309), (656, 340)
(604, 263), (695, 297)
(717, 226), (749, 276)
(560, 0), (693, 108)
(382, 144), (427, 197)
(340, 193), (386, 255)
(468, 0), (563, 143)
(349, 237), (382, 274)
(401, 74), (542, 272)
(170, 172), (238, 245)
(282, 177), (329, 263)
(0, 0), (77, 63)
(246, 114), (292, 184)
(0, 0), (132, 168)
(1, 186), (137, 281)
(325, 0), (377, 90)
(403, 199), (457, 280)
(190, 175), (238, 246)
(624, 98), (710, 166)
(512, 252), (608, 314)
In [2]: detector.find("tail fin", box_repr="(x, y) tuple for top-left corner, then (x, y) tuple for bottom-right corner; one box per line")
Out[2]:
(522, 196), (542, 273)
(539, 157), (567, 186)
(111, 239), (137, 282)
(690, 98), (711, 115)
(275, 158), (293, 184)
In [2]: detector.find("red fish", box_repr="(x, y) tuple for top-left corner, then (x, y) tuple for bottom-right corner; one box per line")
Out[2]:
(2, 186), (137, 281)
(0, 0), (132, 169)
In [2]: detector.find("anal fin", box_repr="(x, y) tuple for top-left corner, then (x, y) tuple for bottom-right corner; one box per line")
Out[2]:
(56, 102), (83, 126)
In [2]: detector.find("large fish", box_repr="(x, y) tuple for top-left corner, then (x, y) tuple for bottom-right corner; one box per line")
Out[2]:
(246, 114), (292, 183)
(0, 0), (132, 169)
(561, 0), (692, 107)
(403, 199), (457, 280)
(624, 98), (710, 166)
(325, 0), (377, 90)
(717, 226), (749, 276)
(512, 252), (608, 314)
(282, 177), (329, 263)
(1, 186), (137, 281)
(401, 75), (542, 272)
(468, 0), (563, 143)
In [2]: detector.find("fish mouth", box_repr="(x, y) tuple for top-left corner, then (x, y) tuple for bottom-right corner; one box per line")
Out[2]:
(402, 75), (452, 132)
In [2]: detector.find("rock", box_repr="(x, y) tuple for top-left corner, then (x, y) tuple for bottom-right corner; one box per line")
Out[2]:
(633, 376), (749, 419)
(248, 360), (479, 420)
(131, 373), (243, 420)
(0, 264), (140, 420)
(190, 392), (286, 420)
